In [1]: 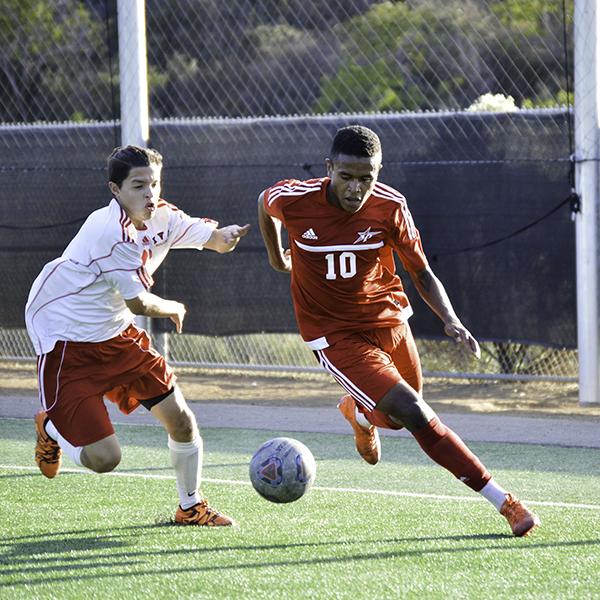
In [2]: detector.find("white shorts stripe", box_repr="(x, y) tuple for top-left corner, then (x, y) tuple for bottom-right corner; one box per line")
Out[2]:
(49, 342), (67, 412)
(37, 354), (46, 410)
(37, 343), (66, 413)
(315, 350), (377, 411)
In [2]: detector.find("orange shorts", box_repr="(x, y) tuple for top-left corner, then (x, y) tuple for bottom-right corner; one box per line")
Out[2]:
(313, 322), (422, 413)
(37, 324), (175, 446)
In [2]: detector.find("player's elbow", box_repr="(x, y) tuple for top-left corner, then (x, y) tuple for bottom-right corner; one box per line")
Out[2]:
(125, 295), (148, 315)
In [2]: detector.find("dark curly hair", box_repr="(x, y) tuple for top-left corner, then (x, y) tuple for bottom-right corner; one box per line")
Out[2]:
(107, 145), (163, 187)
(330, 125), (381, 159)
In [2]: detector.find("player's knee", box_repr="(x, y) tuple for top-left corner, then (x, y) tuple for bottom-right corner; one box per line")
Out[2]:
(84, 447), (122, 473)
(378, 383), (433, 431)
(169, 408), (197, 441)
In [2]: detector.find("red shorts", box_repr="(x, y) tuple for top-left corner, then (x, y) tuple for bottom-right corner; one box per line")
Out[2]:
(37, 324), (175, 446)
(313, 322), (422, 413)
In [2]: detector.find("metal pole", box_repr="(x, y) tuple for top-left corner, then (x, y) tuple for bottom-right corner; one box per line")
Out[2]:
(117, 0), (149, 147)
(117, 0), (166, 354)
(574, 0), (600, 404)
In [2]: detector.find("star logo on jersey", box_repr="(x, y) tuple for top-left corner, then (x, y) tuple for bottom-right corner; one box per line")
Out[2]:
(353, 227), (382, 244)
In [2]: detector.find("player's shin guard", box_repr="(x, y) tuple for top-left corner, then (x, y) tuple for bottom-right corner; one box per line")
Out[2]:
(168, 435), (203, 509)
(412, 416), (491, 491)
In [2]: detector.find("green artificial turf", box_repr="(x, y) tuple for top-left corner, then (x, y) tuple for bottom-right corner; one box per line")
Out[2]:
(1, 418), (600, 599)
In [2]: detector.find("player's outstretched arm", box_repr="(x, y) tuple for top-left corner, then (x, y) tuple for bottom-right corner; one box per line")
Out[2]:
(126, 293), (186, 333)
(204, 224), (251, 253)
(408, 266), (481, 359)
(257, 192), (292, 273)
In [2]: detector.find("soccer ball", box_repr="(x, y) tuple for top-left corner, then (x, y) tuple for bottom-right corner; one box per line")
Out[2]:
(249, 437), (316, 503)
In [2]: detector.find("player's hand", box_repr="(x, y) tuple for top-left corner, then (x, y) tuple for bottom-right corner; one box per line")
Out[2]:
(444, 320), (481, 359)
(271, 248), (292, 273)
(220, 224), (251, 250)
(169, 302), (187, 334)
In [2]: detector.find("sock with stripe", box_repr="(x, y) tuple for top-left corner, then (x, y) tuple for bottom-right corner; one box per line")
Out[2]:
(168, 435), (203, 510)
(44, 418), (83, 467)
(412, 416), (491, 491)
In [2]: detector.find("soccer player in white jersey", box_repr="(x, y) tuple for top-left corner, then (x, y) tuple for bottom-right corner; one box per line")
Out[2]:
(26, 145), (250, 526)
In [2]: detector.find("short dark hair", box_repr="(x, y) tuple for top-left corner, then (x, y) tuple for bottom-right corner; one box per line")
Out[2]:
(330, 125), (381, 159)
(107, 145), (163, 187)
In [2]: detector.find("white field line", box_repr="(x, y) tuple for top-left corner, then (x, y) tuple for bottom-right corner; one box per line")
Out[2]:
(2, 464), (600, 511)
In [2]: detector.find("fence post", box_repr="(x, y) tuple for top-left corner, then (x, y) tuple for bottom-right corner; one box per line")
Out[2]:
(117, 0), (167, 354)
(574, 0), (600, 404)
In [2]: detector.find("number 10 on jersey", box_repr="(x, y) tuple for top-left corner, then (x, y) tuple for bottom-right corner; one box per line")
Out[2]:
(325, 252), (357, 280)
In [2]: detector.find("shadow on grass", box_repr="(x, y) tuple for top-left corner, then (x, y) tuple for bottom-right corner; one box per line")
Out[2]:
(0, 472), (43, 480)
(2, 525), (600, 588)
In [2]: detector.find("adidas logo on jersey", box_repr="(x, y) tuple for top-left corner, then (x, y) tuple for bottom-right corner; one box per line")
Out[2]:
(301, 228), (318, 240)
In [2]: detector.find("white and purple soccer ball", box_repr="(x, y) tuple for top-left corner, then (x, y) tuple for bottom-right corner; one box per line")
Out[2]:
(249, 437), (316, 503)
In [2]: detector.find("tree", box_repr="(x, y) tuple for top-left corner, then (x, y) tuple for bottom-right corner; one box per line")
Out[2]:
(313, 0), (572, 114)
(0, 0), (114, 122)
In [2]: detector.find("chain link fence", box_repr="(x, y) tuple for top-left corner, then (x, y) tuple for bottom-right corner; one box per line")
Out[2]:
(0, 0), (577, 381)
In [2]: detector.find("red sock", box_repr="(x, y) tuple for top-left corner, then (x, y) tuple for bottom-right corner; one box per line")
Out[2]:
(361, 407), (404, 431)
(412, 417), (491, 492)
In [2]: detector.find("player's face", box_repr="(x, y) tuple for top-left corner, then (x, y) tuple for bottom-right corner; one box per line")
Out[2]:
(109, 165), (162, 228)
(325, 153), (382, 213)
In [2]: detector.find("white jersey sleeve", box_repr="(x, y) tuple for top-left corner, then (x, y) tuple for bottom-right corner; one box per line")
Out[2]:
(159, 200), (218, 249)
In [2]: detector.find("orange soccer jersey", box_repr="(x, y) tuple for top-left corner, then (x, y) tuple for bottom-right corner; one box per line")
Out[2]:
(263, 177), (428, 347)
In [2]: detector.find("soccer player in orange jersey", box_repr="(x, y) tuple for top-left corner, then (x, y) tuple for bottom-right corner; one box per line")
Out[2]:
(26, 145), (250, 527)
(258, 125), (540, 537)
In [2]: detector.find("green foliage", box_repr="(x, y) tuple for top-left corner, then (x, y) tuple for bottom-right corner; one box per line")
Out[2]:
(0, 0), (574, 121)
(314, 0), (571, 113)
(522, 89), (571, 108)
(0, 0), (113, 122)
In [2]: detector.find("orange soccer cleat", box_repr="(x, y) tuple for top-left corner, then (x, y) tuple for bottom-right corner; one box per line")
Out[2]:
(175, 500), (236, 527)
(500, 493), (541, 537)
(34, 410), (62, 478)
(338, 394), (381, 465)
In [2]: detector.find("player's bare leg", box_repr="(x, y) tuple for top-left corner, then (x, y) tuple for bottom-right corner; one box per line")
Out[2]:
(151, 386), (235, 526)
(36, 410), (121, 475)
(80, 436), (122, 473)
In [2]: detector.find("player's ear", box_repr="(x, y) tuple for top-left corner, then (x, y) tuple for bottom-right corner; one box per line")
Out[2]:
(325, 158), (333, 176)
(108, 181), (120, 197)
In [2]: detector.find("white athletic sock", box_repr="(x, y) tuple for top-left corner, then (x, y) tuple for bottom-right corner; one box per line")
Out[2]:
(168, 435), (203, 510)
(479, 478), (509, 511)
(44, 419), (83, 467)
(355, 407), (372, 429)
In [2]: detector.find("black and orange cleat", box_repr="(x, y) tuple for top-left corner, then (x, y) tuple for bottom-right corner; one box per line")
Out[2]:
(34, 410), (62, 478)
(337, 394), (381, 465)
(175, 500), (236, 527)
(500, 493), (541, 536)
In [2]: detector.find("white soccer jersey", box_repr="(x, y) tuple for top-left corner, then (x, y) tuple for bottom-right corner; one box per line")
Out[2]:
(25, 198), (217, 355)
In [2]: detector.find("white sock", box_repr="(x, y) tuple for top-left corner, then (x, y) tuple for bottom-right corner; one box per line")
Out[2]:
(355, 407), (372, 429)
(168, 435), (203, 509)
(44, 419), (83, 467)
(479, 478), (509, 511)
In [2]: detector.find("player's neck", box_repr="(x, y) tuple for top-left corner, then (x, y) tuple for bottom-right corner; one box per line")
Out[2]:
(325, 182), (341, 209)
(117, 201), (147, 230)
